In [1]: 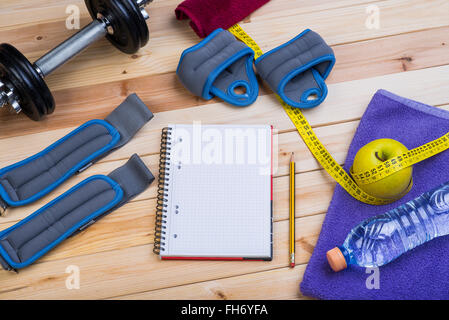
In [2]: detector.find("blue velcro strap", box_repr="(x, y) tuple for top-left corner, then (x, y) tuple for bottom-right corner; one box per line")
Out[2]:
(0, 94), (153, 213)
(255, 29), (335, 109)
(177, 28), (259, 107)
(0, 120), (119, 208)
(0, 154), (154, 270)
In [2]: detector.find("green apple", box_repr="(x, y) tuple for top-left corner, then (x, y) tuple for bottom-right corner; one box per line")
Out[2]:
(351, 138), (412, 199)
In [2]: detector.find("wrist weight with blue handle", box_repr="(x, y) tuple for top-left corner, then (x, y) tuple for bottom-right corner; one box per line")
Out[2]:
(177, 28), (259, 107)
(255, 29), (335, 109)
(0, 154), (154, 271)
(0, 94), (153, 215)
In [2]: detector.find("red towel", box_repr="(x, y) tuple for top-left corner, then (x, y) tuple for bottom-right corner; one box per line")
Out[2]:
(175, 0), (271, 38)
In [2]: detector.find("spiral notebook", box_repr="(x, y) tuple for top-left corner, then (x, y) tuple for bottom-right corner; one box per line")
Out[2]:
(153, 124), (273, 261)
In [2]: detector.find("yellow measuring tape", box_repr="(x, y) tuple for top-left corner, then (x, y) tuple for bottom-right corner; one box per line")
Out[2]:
(229, 24), (449, 205)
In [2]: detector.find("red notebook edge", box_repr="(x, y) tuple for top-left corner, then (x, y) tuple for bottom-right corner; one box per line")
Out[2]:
(161, 257), (272, 261)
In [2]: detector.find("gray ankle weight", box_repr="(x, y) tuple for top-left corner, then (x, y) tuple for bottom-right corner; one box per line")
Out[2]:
(0, 154), (154, 271)
(255, 29), (335, 109)
(0, 94), (153, 215)
(176, 28), (259, 107)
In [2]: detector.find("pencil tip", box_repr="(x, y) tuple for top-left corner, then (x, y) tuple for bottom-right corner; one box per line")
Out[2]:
(290, 152), (295, 163)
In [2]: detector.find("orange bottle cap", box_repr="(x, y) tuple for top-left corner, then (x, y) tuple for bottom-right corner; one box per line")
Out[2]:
(326, 247), (347, 272)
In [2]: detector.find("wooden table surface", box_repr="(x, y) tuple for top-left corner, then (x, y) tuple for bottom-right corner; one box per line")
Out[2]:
(0, 0), (448, 300)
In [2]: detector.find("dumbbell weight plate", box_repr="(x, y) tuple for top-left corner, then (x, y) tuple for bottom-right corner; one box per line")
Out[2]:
(0, 44), (55, 121)
(85, 0), (149, 54)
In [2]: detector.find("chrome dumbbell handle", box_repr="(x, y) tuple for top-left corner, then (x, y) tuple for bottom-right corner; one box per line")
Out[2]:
(34, 20), (108, 77)
(33, 0), (152, 78)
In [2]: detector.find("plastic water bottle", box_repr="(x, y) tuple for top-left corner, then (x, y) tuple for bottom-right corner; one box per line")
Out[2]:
(327, 181), (449, 272)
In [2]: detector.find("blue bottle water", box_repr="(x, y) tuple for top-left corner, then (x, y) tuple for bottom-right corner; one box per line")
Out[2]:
(327, 181), (449, 272)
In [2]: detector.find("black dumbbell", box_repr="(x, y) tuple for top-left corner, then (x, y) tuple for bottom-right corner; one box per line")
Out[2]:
(0, 0), (152, 121)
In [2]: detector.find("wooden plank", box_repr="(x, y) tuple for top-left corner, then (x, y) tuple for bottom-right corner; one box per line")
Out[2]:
(1, 0), (447, 94)
(114, 265), (310, 300)
(0, 214), (324, 299)
(0, 0), (80, 29)
(0, 0), (378, 28)
(0, 0), (180, 29)
(0, 121), (344, 224)
(252, 0), (376, 19)
(0, 0), (387, 43)
(0, 117), (343, 262)
(1, 27), (448, 139)
(0, 84), (446, 265)
(0, 0), (448, 300)
(0, 167), (335, 263)
(6, 94), (449, 227)
(245, 0), (449, 51)
(330, 26), (449, 82)
(1, 64), (448, 143)
(3, 20), (448, 92)
(39, 1), (449, 92)
(0, 113), (359, 178)
(0, 65), (446, 226)
(0, 66), (447, 225)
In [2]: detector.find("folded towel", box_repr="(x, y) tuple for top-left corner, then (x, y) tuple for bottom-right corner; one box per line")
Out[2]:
(175, 0), (270, 38)
(300, 89), (449, 300)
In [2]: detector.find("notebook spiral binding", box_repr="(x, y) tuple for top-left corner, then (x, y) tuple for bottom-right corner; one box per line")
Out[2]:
(153, 127), (172, 254)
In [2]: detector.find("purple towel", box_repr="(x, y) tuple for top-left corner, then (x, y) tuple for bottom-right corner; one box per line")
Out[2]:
(300, 89), (449, 300)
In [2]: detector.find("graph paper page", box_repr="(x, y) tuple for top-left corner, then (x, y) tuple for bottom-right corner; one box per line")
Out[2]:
(161, 124), (272, 259)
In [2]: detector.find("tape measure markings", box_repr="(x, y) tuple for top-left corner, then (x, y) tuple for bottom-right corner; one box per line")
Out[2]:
(229, 24), (449, 205)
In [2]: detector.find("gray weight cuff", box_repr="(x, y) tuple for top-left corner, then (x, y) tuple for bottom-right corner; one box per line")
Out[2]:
(176, 28), (259, 107)
(0, 94), (153, 215)
(0, 154), (154, 271)
(255, 29), (335, 109)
